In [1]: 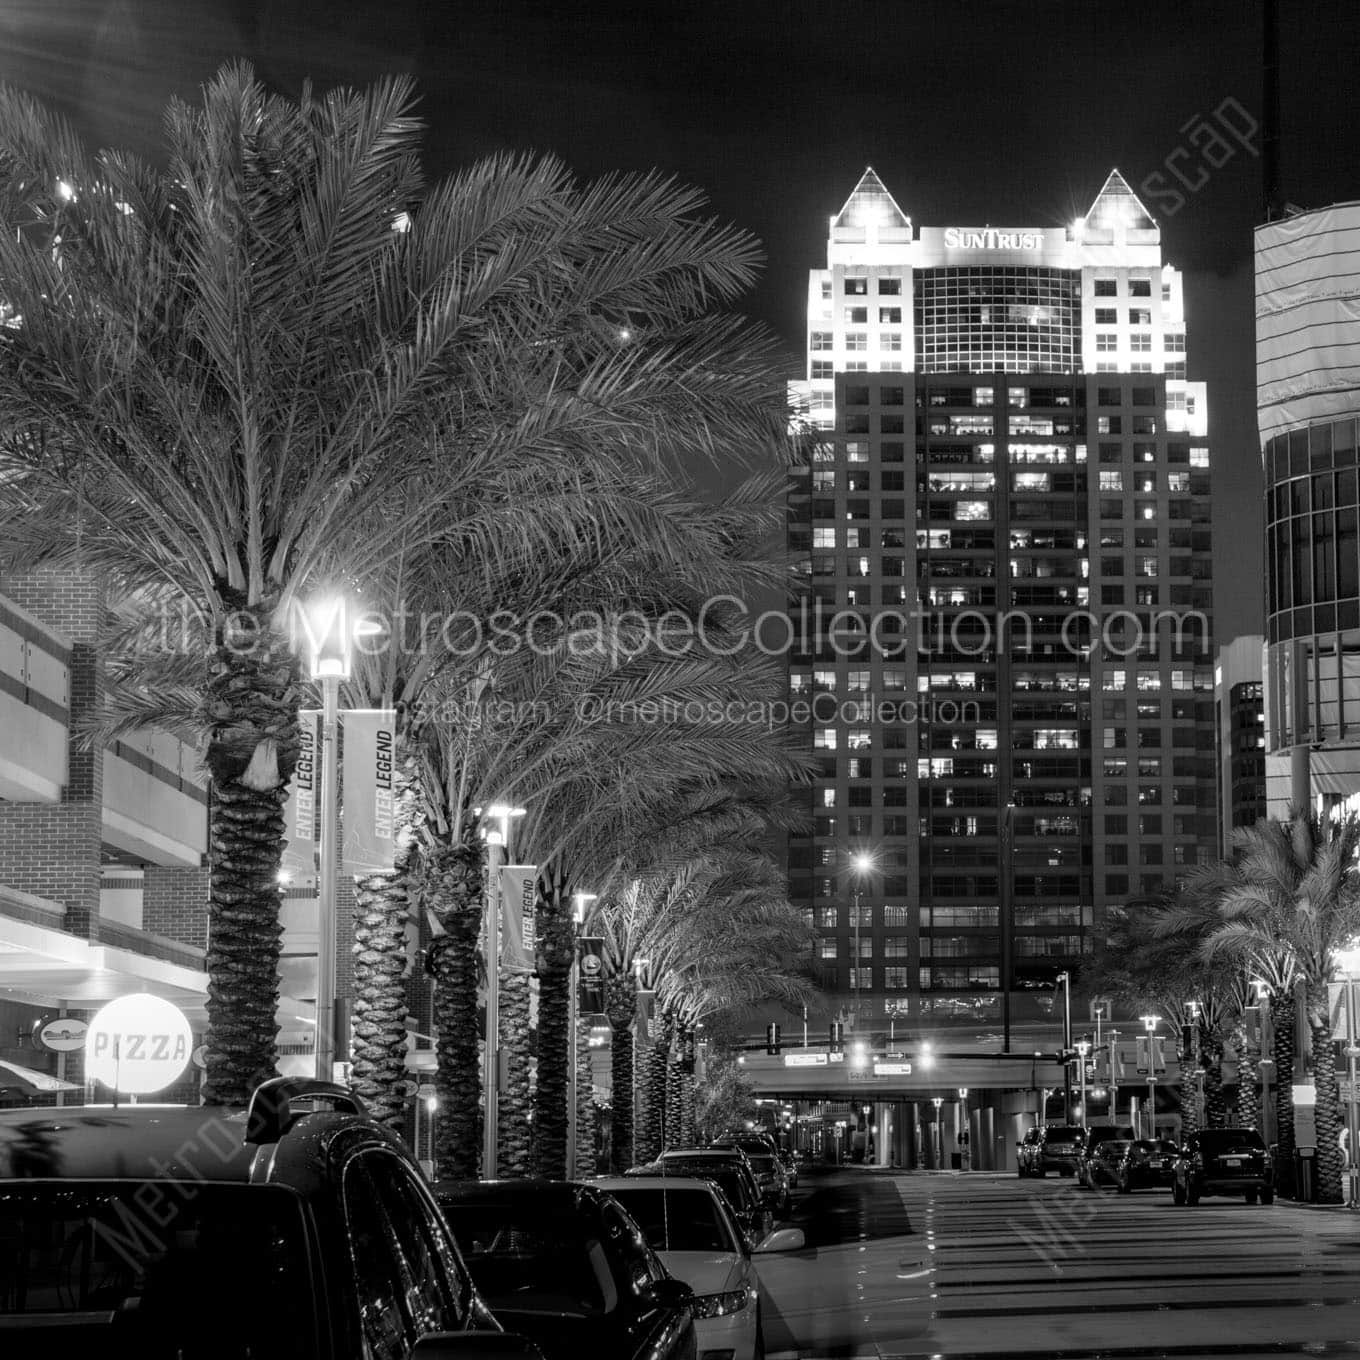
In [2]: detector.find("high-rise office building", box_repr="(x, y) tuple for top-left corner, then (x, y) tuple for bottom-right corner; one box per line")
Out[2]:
(1257, 202), (1360, 819)
(786, 169), (1217, 1045)
(1214, 636), (1267, 856)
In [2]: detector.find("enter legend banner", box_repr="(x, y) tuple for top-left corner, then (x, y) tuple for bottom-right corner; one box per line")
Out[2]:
(341, 710), (397, 875)
(281, 709), (319, 882)
(501, 865), (538, 974)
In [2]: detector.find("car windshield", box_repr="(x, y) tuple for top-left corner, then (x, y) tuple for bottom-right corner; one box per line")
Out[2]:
(745, 1154), (777, 1175)
(438, 1204), (618, 1317)
(0, 1182), (314, 1357)
(1199, 1131), (1266, 1155)
(1045, 1127), (1083, 1141)
(656, 1161), (751, 1210)
(1100, 1141), (1133, 1156)
(606, 1187), (737, 1254)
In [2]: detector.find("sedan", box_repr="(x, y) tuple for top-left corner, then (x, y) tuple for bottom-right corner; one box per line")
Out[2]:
(1082, 1137), (1135, 1191)
(1116, 1139), (1179, 1193)
(711, 1142), (790, 1215)
(648, 1149), (773, 1243)
(1173, 1128), (1275, 1205)
(434, 1180), (696, 1360)
(597, 1175), (807, 1360)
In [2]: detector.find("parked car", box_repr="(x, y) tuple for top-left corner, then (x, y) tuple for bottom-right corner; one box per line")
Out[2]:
(1116, 1139), (1180, 1193)
(711, 1140), (790, 1215)
(434, 1180), (696, 1360)
(1016, 1126), (1042, 1177)
(1032, 1124), (1087, 1177)
(1173, 1128), (1275, 1205)
(1076, 1125), (1137, 1189)
(777, 1148), (800, 1188)
(648, 1148), (773, 1242)
(1081, 1138), (1135, 1190)
(0, 1078), (537, 1360)
(596, 1175), (807, 1360)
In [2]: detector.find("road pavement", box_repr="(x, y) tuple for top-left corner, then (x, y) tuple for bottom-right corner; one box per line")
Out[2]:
(774, 1166), (1360, 1359)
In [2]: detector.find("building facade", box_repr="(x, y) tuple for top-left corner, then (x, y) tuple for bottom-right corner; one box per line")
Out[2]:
(1256, 202), (1360, 819)
(785, 169), (1217, 1048)
(1214, 635), (1267, 856)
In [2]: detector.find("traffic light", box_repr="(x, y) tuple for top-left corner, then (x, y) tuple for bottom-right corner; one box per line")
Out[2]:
(766, 1022), (782, 1056)
(829, 1021), (844, 1054)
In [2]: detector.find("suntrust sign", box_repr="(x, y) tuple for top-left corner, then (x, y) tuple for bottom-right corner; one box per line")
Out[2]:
(944, 227), (1043, 250)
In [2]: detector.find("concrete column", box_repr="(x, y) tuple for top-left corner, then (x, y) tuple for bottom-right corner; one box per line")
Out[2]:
(1291, 742), (1311, 812)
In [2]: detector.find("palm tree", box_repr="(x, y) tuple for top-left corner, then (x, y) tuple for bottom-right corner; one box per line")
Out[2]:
(0, 66), (800, 1105)
(1198, 815), (1360, 1204)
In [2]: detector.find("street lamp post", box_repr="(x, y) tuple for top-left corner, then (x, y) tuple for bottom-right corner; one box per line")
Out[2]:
(481, 804), (525, 1178)
(1142, 1015), (1160, 1140)
(931, 1095), (944, 1169)
(1333, 946), (1360, 1210)
(1000, 801), (1016, 1053)
(567, 891), (598, 1180)
(1076, 1039), (1090, 1130)
(305, 599), (353, 1084)
(850, 853), (874, 1030)
(1057, 971), (1072, 1121)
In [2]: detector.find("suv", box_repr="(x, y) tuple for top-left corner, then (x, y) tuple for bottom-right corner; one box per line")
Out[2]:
(710, 1136), (790, 1214)
(1174, 1127), (1275, 1205)
(1032, 1124), (1087, 1177)
(0, 1078), (536, 1359)
(1076, 1125), (1137, 1189)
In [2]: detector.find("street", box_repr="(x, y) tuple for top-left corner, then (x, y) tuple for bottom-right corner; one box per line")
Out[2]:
(772, 1167), (1360, 1359)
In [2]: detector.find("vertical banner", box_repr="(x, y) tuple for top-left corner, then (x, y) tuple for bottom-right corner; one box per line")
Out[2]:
(341, 710), (397, 876)
(578, 937), (606, 1014)
(282, 709), (319, 882)
(634, 989), (655, 1050)
(500, 865), (538, 974)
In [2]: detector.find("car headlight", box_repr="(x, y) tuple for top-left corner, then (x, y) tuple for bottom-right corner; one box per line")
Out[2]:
(691, 1288), (754, 1319)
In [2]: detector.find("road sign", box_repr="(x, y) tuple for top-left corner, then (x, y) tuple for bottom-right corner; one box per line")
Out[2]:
(1340, 1080), (1357, 1102)
(784, 1051), (826, 1068)
(874, 1061), (912, 1076)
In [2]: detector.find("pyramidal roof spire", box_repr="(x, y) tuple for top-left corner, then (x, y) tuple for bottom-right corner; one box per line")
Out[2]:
(1084, 169), (1157, 231)
(833, 167), (909, 230)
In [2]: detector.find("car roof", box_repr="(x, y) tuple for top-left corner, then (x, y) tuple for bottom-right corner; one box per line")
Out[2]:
(433, 1179), (606, 1212)
(594, 1176), (720, 1195)
(0, 1106), (257, 1182)
(0, 1102), (407, 1197)
(661, 1147), (748, 1161)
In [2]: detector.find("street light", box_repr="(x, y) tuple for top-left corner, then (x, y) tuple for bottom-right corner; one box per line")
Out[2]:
(1075, 1039), (1090, 1129)
(1142, 1014), (1160, 1140)
(481, 802), (526, 1178)
(566, 891), (598, 1179)
(850, 852), (875, 1030)
(1057, 971), (1072, 1121)
(304, 596), (352, 1083)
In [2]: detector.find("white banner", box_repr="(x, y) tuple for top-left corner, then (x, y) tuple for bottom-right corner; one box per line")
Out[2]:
(282, 710), (319, 882)
(341, 710), (397, 876)
(500, 864), (538, 974)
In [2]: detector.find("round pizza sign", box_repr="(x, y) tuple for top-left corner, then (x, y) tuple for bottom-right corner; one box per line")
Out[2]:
(85, 993), (194, 1095)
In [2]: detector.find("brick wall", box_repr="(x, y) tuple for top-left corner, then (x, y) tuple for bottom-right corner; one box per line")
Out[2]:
(0, 568), (105, 939)
(143, 866), (210, 949)
(0, 804), (102, 935)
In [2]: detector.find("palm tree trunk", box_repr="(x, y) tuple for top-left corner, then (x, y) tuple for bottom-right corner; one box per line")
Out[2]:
(1308, 983), (1345, 1203)
(1201, 1032), (1227, 1128)
(1177, 1040), (1201, 1141)
(1273, 992), (1298, 1197)
(349, 735), (420, 1130)
(202, 602), (300, 1106)
(351, 868), (410, 1128)
(498, 971), (534, 1177)
(1231, 1022), (1257, 1130)
(665, 1024), (684, 1149)
(423, 838), (486, 1180)
(678, 1023), (697, 1143)
(637, 1019), (668, 1164)
(575, 1016), (596, 1175)
(533, 879), (573, 1178)
(605, 974), (636, 1171)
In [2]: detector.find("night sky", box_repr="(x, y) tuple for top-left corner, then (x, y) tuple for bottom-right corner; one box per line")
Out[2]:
(4, 0), (1360, 644)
